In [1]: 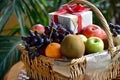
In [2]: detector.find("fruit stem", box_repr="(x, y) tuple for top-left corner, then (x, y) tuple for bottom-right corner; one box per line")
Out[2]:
(49, 27), (54, 41)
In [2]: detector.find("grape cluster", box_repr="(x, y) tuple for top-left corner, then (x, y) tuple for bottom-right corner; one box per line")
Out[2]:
(45, 21), (74, 43)
(22, 30), (49, 59)
(109, 23), (120, 37)
(21, 21), (74, 59)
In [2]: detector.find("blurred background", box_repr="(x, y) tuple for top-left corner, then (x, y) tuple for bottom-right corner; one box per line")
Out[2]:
(0, 0), (120, 79)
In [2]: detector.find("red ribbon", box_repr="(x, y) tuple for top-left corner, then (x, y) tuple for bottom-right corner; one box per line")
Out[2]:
(54, 4), (90, 33)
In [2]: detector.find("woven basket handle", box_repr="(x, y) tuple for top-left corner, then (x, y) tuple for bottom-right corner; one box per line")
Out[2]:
(68, 0), (115, 57)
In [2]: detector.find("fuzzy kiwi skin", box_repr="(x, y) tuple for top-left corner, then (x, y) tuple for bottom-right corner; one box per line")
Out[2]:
(61, 34), (85, 59)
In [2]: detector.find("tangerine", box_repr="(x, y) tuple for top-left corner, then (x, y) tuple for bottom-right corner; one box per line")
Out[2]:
(45, 42), (62, 58)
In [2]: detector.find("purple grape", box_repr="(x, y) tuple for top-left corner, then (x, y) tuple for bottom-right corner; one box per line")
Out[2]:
(52, 21), (58, 29)
(45, 26), (50, 31)
(29, 30), (35, 36)
(108, 23), (120, 36)
(34, 31), (40, 37)
(109, 23), (115, 28)
(116, 29), (120, 34)
(34, 51), (40, 57)
(28, 51), (32, 55)
(57, 24), (64, 29)
(26, 37), (31, 44)
(39, 48), (45, 55)
(53, 39), (60, 43)
(50, 21), (54, 28)
(25, 45), (30, 51)
(21, 36), (27, 41)
(45, 30), (50, 36)
(50, 38), (53, 42)
(38, 38), (44, 44)
(65, 31), (70, 35)
(33, 38), (38, 43)
(59, 33), (65, 42)
(59, 38), (63, 43)
(52, 32), (59, 38)
(45, 26), (51, 35)
(68, 29), (74, 34)
(30, 38), (38, 46)
(58, 27), (66, 33)
(36, 44), (42, 49)
(41, 33), (46, 38)
(115, 25), (120, 30)
(59, 33), (65, 38)
(29, 53), (35, 59)
(44, 38), (50, 45)
(113, 31), (118, 37)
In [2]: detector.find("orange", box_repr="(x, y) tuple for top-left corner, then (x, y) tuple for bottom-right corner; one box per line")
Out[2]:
(45, 42), (62, 58)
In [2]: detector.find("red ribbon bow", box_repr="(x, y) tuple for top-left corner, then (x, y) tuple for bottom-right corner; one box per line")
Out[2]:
(54, 4), (90, 33)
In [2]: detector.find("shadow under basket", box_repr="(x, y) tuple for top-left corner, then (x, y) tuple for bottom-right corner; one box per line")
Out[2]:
(18, 0), (120, 80)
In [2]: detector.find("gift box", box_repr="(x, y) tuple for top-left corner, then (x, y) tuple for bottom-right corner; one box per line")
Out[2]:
(49, 4), (93, 34)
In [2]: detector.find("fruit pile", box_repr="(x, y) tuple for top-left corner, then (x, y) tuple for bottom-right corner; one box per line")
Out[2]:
(81, 24), (106, 54)
(21, 21), (74, 59)
(21, 21), (120, 59)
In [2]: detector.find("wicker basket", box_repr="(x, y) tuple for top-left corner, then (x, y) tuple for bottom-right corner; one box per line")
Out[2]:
(17, 0), (120, 80)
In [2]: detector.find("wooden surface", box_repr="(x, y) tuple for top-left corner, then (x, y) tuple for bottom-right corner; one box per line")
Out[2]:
(4, 61), (25, 80)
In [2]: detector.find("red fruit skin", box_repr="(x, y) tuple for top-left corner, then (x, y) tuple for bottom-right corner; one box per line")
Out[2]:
(82, 24), (106, 40)
(32, 24), (45, 34)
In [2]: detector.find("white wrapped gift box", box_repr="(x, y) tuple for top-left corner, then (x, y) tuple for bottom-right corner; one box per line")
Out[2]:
(49, 11), (92, 34)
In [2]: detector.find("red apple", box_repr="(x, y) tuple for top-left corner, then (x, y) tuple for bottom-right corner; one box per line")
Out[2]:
(32, 24), (45, 34)
(82, 24), (106, 40)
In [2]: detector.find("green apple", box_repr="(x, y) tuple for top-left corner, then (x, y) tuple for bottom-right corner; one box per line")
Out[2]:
(85, 37), (104, 53)
(116, 35), (120, 41)
(77, 34), (87, 43)
(114, 34), (120, 45)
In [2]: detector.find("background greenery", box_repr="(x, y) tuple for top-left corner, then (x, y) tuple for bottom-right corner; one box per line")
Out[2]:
(0, 0), (120, 79)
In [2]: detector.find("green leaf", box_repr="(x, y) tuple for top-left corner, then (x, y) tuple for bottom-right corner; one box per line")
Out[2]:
(40, 0), (48, 7)
(8, 27), (20, 36)
(8, 25), (30, 36)
(36, 0), (47, 15)
(14, 4), (26, 36)
(18, 0), (34, 26)
(0, 1), (14, 32)
(0, 36), (21, 41)
(22, 0), (37, 26)
(0, 0), (16, 32)
(29, 0), (42, 24)
(0, 36), (22, 79)
(0, 0), (9, 10)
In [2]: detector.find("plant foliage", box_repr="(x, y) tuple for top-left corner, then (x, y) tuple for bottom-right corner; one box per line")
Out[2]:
(0, 0), (119, 79)
(0, 36), (22, 79)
